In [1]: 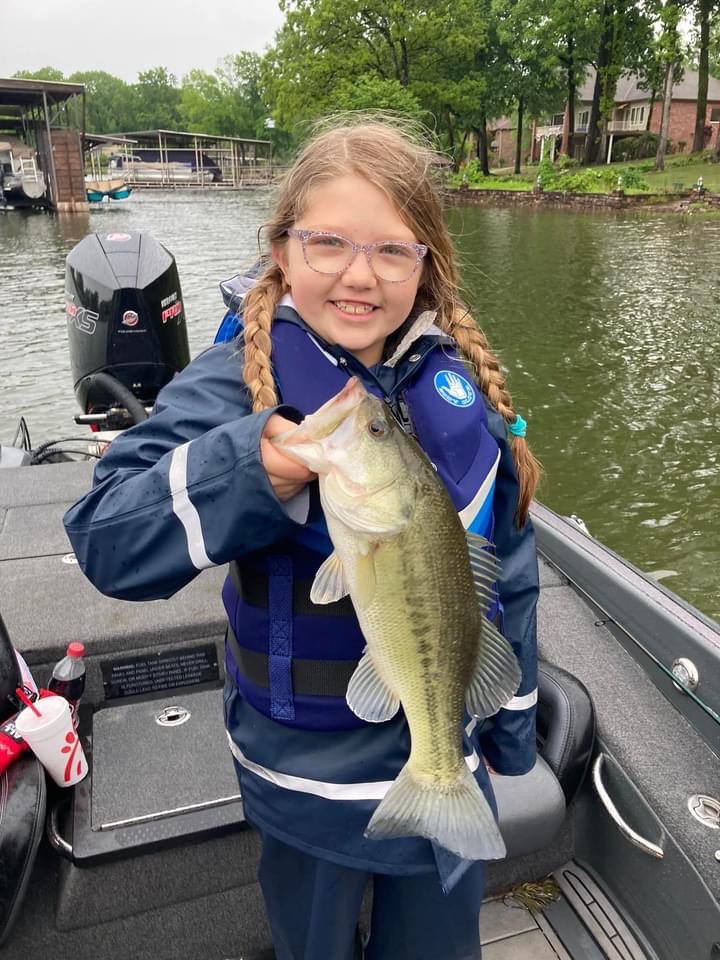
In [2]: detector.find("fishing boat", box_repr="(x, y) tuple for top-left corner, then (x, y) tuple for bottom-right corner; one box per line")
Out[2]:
(1, 232), (719, 960)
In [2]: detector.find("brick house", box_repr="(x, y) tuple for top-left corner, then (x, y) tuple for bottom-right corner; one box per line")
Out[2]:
(533, 67), (720, 162)
(489, 67), (720, 166)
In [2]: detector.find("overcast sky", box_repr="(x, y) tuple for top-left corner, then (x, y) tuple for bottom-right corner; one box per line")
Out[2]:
(0, 0), (286, 82)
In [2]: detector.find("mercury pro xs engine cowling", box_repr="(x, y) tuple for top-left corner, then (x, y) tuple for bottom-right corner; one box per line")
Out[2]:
(65, 232), (190, 430)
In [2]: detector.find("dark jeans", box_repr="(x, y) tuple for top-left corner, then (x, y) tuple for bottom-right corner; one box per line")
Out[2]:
(257, 832), (485, 960)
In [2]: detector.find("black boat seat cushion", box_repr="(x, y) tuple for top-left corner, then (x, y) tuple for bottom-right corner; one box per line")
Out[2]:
(0, 614), (47, 947)
(0, 615), (21, 723)
(493, 659), (595, 860)
(0, 756), (47, 948)
(536, 660), (595, 805)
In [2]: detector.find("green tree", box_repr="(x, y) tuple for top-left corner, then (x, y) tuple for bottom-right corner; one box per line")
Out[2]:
(180, 54), (268, 137)
(689, 0), (720, 150)
(265, 0), (431, 126)
(583, 1), (654, 165)
(648, 0), (687, 169)
(492, 0), (566, 172)
(130, 67), (181, 130)
(545, 0), (600, 156)
(13, 67), (66, 81)
(330, 75), (424, 116)
(67, 71), (133, 133)
(711, 13), (720, 77)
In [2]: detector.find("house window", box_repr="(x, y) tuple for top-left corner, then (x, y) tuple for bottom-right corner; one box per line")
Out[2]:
(629, 106), (645, 125)
(552, 113), (565, 126)
(577, 110), (589, 127)
(711, 107), (720, 122)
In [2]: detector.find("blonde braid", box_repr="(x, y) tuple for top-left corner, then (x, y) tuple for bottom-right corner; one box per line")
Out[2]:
(440, 305), (542, 525)
(241, 265), (286, 413)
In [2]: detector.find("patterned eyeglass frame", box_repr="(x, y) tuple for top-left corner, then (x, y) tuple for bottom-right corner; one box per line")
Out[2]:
(286, 228), (428, 283)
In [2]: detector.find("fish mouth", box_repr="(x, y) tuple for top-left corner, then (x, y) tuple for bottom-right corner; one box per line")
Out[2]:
(272, 377), (368, 472)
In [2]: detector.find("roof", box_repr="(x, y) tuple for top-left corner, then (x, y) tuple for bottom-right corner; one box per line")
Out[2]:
(83, 133), (139, 152)
(113, 128), (272, 146)
(489, 118), (515, 132)
(0, 77), (84, 107)
(577, 67), (720, 104)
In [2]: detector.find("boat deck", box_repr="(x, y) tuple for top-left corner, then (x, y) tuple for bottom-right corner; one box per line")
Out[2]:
(479, 861), (648, 959)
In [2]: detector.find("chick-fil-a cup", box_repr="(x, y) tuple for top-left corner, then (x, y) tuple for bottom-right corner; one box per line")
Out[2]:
(15, 695), (88, 787)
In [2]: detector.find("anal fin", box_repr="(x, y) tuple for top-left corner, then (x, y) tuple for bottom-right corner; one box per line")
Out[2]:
(466, 619), (522, 719)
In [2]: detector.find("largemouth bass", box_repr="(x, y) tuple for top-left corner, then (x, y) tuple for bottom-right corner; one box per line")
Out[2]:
(272, 377), (521, 860)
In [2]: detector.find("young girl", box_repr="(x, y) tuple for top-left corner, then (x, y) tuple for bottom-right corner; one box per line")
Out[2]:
(64, 118), (540, 960)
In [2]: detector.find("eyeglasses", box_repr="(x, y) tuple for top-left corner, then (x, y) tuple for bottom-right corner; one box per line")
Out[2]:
(287, 228), (428, 283)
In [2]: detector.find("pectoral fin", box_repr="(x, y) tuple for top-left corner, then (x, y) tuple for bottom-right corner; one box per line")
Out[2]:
(465, 619), (522, 719)
(310, 551), (349, 604)
(346, 650), (400, 722)
(352, 546), (377, 610)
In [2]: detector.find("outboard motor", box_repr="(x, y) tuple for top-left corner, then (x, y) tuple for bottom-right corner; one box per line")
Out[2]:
(65, 232), (190, 430)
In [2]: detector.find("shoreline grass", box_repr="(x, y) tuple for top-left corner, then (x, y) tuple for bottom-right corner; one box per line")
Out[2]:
(468, 152), (720, 196)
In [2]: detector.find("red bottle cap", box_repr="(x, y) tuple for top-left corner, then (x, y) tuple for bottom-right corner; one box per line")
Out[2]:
(67, 642), (85, 658)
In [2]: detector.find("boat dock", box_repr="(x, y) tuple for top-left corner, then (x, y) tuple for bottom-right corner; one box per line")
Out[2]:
(0, 78), (88, 212)
(102, 128), (274, 188)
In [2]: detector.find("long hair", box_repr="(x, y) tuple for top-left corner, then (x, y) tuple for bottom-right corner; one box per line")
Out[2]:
(242, 116), (541, 524)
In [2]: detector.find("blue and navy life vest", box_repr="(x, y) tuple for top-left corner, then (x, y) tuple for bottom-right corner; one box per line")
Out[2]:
(223, 315), (502, 731)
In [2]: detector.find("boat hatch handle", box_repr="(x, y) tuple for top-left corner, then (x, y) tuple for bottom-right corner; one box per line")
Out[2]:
(47, 799), (73, 860)
(688, 795), (720, 829)
(671, 658), (699, 693)
(592, 754), (664, 859)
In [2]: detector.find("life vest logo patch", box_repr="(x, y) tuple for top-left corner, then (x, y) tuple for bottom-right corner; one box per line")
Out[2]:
(434, 370), (476, 407)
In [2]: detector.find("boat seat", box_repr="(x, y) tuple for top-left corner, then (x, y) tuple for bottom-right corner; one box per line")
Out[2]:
(0, 615), (47, 949)
(537, 660), (595, 805)
(0, 614), (21, 721)
(492, 660), (595, 859)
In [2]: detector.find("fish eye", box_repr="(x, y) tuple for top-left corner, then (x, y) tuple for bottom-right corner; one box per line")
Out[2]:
(367, 418), (388, 439)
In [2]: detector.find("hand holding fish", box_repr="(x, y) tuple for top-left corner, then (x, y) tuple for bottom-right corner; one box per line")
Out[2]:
(261, 414), (316, 501)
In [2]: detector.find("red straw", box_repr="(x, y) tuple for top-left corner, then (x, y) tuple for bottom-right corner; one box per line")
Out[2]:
(15, 687), (42, 718)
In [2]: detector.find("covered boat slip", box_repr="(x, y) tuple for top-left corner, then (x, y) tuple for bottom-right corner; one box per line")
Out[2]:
(1, 462), (719, 959)
(0, 78), (88, 211)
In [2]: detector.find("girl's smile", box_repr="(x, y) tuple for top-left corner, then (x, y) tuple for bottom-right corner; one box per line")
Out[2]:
(272, 174), (424, 366)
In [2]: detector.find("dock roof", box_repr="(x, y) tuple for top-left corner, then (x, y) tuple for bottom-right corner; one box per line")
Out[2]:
(112, 128), (272, 146)
(0, 77), (85, 107)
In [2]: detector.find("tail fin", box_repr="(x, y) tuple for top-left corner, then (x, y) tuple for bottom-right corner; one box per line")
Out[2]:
(364, 763), (506, 861)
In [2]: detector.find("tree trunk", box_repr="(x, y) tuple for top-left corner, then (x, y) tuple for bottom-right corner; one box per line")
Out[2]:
(692, 0), (711, 153)
(514, 96), (524, 174)
(714, 122), (720, 162)
(459, 129), (469, 168)
(530, 119), (538, 162)
(654, 59), (675, 171)
(475, 116), (490, 175)
(646, 87), (656, 131)
(584, 1), (613, 165)
(561, 38), (576, 156)
(446, 111), (457, 170)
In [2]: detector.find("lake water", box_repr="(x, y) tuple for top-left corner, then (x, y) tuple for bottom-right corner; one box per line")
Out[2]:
(1, 190), (718, 621)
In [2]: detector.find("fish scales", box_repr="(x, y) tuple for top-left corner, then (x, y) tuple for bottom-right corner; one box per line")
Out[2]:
(352, 473), (479, 784)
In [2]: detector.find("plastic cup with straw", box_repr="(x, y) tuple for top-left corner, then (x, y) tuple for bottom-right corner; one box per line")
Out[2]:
(14, 688), (88, 787)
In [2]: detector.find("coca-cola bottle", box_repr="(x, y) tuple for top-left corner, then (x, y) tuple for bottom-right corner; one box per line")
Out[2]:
(48, 642), (86, 727)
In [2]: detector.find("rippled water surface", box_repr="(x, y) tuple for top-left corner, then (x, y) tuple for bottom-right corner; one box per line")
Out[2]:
(1, 192), (718, 620)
